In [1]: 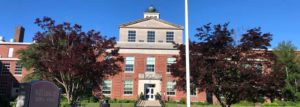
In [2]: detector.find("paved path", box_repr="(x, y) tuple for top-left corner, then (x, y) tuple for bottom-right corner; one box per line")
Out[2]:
(136, 100), (162, 107)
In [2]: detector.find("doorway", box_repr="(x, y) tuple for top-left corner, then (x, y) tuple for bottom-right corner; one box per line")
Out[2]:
(144, 84), (155, 100)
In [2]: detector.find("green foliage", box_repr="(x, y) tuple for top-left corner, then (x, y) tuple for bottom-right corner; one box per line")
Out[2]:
(262, 102), (279, 107)
(21, 71), (42, 82)
(234, 100), (254, 106)
(60, 102), (71, 107)
(100, 97), (135, 103)
(17, 43), (40, 70)
(273, 41), (300, 101)
(116, 99), (135, 103)
(179, 97), (186, 104)
(191, 101), (209, 105)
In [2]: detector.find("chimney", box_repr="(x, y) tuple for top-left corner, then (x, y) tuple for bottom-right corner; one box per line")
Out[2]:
(14, 26), (25, 42)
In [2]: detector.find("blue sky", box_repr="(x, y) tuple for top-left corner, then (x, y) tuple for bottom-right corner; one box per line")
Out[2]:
(0, 0), (299, 48)
(190, 0), (300, 48)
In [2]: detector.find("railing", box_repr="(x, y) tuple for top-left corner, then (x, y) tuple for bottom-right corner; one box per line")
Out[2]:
(138, 73), (162, 80)
(155, 93), (165, 107)
(135, 93), (145, 107)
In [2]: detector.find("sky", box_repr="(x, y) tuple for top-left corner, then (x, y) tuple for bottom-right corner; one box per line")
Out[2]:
(0, 0), (300, 48)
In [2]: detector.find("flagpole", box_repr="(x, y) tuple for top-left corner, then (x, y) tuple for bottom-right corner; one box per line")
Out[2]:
(184, 0), (191, 107)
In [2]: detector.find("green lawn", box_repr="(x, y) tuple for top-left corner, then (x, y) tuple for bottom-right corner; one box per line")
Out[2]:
(63, 103), (135, 107)
(62, 103), (295, 107)
(57, 103), (299, 107)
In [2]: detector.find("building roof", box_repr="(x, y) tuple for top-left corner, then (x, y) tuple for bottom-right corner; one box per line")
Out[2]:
(145, 5), (158, 13)
(119, 17), (183, 30)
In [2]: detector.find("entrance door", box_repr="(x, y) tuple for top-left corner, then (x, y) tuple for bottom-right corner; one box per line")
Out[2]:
(146, 87), (155, 100)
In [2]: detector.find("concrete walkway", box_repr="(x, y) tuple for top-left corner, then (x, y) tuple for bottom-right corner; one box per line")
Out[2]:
(136, 100), (162, 107)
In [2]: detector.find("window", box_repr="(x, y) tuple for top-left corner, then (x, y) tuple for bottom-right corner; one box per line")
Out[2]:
(128, 31), (136, 42)
(167, 58), (176, 73)
(102, 80), (112, 95)
(166, 81), (176, 95)
(166, 32), (174, 43)
(125, 57), (135, 72)
(15, 63), (22, 75)
(256, 64), (263, 73)
(146, 57), (155, 72)
(147, 31), (155, 42)
(124, 80), (133, 95)
(8, 48), (14, 57)
(191, 84), (197, 96)
(2, 63), (10, 74)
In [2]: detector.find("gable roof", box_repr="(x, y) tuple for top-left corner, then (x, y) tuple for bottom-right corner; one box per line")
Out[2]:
(119, 18), (183, 30)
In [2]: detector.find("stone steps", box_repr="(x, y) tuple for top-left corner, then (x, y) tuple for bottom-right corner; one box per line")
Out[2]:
(136, 100), (162, 107)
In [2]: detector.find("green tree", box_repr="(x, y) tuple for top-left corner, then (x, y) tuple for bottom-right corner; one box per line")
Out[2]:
(17, 17), (123, 106)
(273, 41), (300, 101)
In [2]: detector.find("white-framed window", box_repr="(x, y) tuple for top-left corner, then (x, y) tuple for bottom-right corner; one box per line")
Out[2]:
(1, 63), (10, 74)
(123, 80), (133, 95)
(147, 31), (155, 42)
(8, 48), (14, 57)
(166, 81), (176, 96)
(102, 80), (112, 95)
(15, 63), (22, 75)
(167, 57), (176, 73)
(125, 57), (135, 72)
(166, 32), (174, 43)
(146, 57), (155, 72)
(128, 31), (136, 42)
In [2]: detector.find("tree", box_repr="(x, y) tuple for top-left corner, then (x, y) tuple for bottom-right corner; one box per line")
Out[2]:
(171, 23), (285, 107)
(273, 41), (300, 101)
(17, 17), (123, 106)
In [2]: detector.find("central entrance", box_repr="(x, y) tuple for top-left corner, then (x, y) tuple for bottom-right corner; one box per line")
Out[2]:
(144, 84), (155, 100)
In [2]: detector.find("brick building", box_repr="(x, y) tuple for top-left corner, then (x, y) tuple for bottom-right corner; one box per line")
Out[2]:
(0, 6), (210, 102)
(0, 26), (32, 99)
(103, 6), (208, 102)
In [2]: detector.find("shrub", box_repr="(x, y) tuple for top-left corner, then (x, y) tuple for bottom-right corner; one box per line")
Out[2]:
(191, 102), (209, 105)
(116, 99), (135, 103)
(179, 98), (186, 104)
(234, 100), (254, 106)
(60, 102), (70, 107)
(273, 100), (296, 106)
(110, 98), (118, 103)
(262, 102), (279, 107)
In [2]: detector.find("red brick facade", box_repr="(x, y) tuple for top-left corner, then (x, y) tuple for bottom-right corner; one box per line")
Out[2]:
(0, 43), (33, 98)
(104, 53), (208, 102)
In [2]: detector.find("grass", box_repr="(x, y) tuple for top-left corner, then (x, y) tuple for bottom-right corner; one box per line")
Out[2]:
(60, 103), (135, 107)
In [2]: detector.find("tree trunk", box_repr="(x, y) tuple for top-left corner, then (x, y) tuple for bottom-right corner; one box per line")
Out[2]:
(214, 93), (228, 107)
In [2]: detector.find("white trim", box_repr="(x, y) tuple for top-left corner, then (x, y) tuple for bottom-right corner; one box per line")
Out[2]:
(119, 49), (179, 55)
(13, 74), (23, 77)
(0, 42), (32, 45)
(0, 58), (20, 61)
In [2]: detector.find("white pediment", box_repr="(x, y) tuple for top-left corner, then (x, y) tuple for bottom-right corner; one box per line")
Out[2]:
(124, 19), (181, 29)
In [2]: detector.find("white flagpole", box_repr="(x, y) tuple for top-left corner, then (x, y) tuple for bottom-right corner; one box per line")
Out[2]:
(184, 0), (191, 107)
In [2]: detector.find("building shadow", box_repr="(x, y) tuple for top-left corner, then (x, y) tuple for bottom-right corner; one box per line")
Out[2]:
(0, 61), (20, 102)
